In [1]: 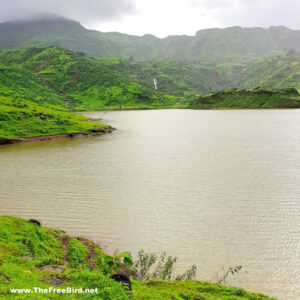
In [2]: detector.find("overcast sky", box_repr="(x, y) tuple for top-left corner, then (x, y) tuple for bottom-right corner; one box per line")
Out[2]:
(0, 0), (299, 37)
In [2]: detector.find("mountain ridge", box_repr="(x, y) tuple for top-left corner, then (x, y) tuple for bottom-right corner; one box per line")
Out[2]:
(1, 16), (300, 62)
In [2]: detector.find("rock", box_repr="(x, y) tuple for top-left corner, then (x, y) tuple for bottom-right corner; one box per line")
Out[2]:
(110, 272), (132, 291)
(21, 256), (34, 261)
(41, 265), (64, 273)
(28, 219), (41, 226)
(49, 276), (65, 286)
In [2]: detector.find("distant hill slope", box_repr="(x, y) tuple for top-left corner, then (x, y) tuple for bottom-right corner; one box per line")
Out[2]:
(0, 50), (112, 142)
(1, 17), (300, 62)
(189, 88), (300, 109)
(0, 46), (201, 141)
(1, 46), (300, 142)
(239, 51), (300, 90)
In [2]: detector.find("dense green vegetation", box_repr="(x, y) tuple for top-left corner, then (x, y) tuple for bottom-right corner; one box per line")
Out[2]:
(0, 46), (190, 111)
(240, 50), (300, 89)
(0, 46), (199, 142)
(0, 216), (276, 299)
(1, 20), (300, 142)
(189, 88), (300, 109)
(0, 95), (108, 140)
(1, 17), (300, 63)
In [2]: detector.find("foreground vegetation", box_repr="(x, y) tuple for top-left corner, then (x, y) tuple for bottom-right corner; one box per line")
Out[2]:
(0, 216), (276, 299)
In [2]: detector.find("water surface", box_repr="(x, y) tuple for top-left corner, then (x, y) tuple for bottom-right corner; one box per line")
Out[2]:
(1, 109), (300, 299)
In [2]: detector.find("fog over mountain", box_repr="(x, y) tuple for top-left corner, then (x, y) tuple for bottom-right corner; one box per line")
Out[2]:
(1, 16), (300, 64)
(0, 0), (299, 37)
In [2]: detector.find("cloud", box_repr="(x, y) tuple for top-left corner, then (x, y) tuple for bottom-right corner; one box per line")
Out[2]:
(0, 0), (136, 25)
(198, 0), (300, 29)
(0, 0), (298, 37)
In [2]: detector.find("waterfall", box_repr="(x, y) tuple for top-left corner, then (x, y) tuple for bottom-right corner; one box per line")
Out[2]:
(153, 78), (158, 90)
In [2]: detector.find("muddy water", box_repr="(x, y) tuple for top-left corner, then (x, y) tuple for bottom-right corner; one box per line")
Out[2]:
(1, 109), (300, 299)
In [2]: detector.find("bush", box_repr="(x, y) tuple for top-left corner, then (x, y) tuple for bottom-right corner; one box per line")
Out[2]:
(68, 238), (89, 267)
(132, 249), (197, 281)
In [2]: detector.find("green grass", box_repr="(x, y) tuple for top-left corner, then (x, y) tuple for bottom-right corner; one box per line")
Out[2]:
(0, 216), (276, 299)
(0, 46), (190, 111)
(0, 96), (108, 140)
(68, 239), (89, 268)
(132, 280), (275, 300)
(189, 88), (300, 109)
(1, 46), (300, 141)
(240, 51), (300, 90)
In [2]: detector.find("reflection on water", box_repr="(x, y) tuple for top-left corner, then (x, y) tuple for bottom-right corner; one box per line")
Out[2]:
(0, 109), (300, 299)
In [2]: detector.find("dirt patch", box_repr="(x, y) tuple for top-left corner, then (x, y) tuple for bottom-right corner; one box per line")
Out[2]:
(210, 69), (219, 89)
(21, 256), (34, 261)
(49, 276), (66, 286)
(77, 237), (101, 269)
(41, 265), (64, 273)
(58, 235), (70, 266)
(70, 68), (80, 85)
(34, 57), (54, 72)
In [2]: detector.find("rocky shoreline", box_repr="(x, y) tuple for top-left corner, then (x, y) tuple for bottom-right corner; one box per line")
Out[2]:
(0, 126), (115, 146)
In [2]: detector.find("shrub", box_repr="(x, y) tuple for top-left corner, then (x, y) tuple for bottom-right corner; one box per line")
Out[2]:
(132, 249), (197, 281)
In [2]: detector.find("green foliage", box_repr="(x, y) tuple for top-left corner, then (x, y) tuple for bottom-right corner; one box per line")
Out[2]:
(68, 238), (89, 268)
(94, 249), (133, 275)
(0, 46), (189, 111)
(0, 95), (108, 140)
(132, 280), (276, 300)
(65, 270), (130, 299)
(0, 18), (298, 63)
(132, 250), (197, 282)
(132, 250), (157, 281)
(0, 216), (276, 299)
(189, 88), (300, 109)
(0, 216), (64, 266)
(240, 51), (300, 90)
(1, 45), (300, 141)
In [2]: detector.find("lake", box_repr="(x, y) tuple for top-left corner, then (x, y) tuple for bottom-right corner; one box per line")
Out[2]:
(0, 109), (299, 299)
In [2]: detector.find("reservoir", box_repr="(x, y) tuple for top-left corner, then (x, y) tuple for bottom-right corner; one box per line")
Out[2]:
(0, 109), (299, 299)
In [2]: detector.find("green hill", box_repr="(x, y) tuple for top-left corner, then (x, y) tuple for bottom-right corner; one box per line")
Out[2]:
(189, 88), (300, 109)
(0, 216), (276, 299)
(1, 45), (300, 142)
(0, 94), (110, 143)
(0, 46), (199, 142)
(2, 17), (300, 97)
(240, 51), (300, 89)
(1, 17), (300, 63)
(0, 46), (192, 110)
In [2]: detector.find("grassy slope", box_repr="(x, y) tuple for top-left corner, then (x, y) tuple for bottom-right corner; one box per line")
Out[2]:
(0, 47), (190, 110)
(0, 58), (108, 141)
(2, 18), (300, 63)
(240, 52), (300, 90)
(0, 216), (276, 300)
(189, 88), (300, 109)
(0, 96), (108, 140)
(1, 46), (300, 141)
